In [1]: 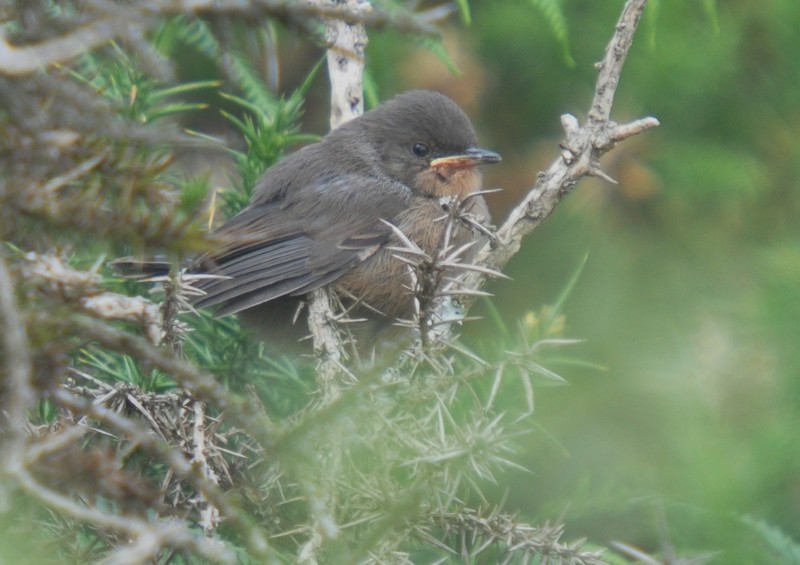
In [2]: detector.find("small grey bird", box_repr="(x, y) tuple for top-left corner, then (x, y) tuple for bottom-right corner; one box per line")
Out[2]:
(120, 90), (501, 349)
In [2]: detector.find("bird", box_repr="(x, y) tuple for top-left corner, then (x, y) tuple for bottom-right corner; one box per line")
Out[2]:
(120, 90), (501, 352)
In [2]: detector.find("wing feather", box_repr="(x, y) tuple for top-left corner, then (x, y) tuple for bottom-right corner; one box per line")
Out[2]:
(190, 175), (410, 317)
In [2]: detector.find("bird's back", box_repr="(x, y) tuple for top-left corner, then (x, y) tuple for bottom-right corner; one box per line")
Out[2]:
(189, 90), (495, 353)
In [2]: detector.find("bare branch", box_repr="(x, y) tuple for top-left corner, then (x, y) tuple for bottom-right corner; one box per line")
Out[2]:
(456, 0), (658, 302)
(589, 0), (648, 123)
(299, 4), (372, 560)
(0, 19), (143, 75)
(307, 0), (372, 399)
(611, 116), (661, 141)
(0, 253), (35, 466)
(0, 0), (436, 76)
(424, 508), (609, 564)
(192, 400), (222, 537)
(51, 387), (274, 560)
(61, 315), (280, 450)
(22, 253), (164, 345)
(323, 0), (371, 129)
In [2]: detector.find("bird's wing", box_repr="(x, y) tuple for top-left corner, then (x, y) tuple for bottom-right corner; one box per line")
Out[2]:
(191, 175), (410, 317)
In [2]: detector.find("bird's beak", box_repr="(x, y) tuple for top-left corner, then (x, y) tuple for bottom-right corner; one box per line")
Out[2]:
(430, 147), (502, 170)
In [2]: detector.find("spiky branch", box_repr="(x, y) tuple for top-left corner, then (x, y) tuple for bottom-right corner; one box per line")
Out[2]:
(464, 0), (658, 300)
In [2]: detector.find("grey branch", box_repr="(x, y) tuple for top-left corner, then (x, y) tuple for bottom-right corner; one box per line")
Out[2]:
(0, 0), (435, 76)
(52, 386), (275, 559)
(464, 0), (658, 295)
(426, 509), (609, 564)
(64, 315), (280, 450)
(0, 18), (143, 76)
(22, 253), (164, 345)
(0, 253), (36, 466)
(307, 0), (371, 399)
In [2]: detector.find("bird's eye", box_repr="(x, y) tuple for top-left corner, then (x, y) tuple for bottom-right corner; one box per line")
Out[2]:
(412, 143), (430, 158)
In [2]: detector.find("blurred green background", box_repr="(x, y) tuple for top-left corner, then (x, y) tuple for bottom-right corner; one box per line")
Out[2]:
(362, 0), (799, 561)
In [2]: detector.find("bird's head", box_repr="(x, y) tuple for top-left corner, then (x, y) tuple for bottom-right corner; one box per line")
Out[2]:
(359, 90), (501, 199)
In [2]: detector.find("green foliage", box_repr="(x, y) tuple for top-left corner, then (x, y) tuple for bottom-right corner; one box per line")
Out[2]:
(742, 516), (800, 564)
(455, 0), (472, 25)
(701, 0), (720, 34)
(644, 0), (661, 48)
(363, 68), (381, 109)
(182, 311), (315, 417)
(419, 36), (461, 75)
(529, 0), (575, 67)
(78, 347), (177, 393)
(217, 59), (322, 214)
(71, 43), (217, 124)
(0, 24), (218, 256)
(168, 16), (223, 60)
(179, 175), (213, 213)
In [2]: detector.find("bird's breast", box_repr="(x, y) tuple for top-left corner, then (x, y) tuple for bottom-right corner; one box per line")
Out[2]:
(414, 167), (483, 199)
(333, 195), (489, 319)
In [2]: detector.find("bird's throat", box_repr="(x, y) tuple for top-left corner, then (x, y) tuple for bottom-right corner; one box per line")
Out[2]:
(415, 166), (482, 199)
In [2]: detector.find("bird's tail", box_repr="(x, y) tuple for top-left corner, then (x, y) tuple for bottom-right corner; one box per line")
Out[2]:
(108, 257), (174, 279)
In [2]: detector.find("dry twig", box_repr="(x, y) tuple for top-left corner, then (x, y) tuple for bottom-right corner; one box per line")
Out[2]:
(0, 0), (436, 76)
(457, 0), (659, 310)
(425, 508), (608, 564)
(307, 0), (372, 401)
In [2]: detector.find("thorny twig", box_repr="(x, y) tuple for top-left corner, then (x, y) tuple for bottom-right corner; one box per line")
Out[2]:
(0, 253), (36, 471)
(452, 0), (659, 318)
(381, 0), (658, 349)
(22, 253), (163, 345)
(0, 0), (439, 76)
(423, 508), (608, 564)
(51, 385), (272, 556)
(389, 195), (505, 351)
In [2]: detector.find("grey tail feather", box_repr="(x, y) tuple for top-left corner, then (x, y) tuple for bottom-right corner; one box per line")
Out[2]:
(109, 256), (173, 279)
